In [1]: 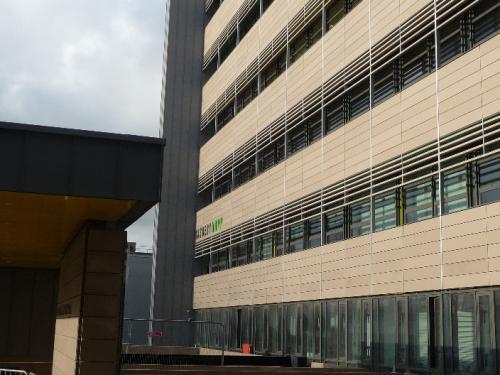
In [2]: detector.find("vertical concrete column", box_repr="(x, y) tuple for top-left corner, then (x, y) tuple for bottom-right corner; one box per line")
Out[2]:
(52, 224), (126, 375)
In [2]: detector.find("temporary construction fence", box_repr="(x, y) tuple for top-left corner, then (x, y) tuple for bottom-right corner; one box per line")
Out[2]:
(122, 318), (226, 366)
(0, 370), (30, 375)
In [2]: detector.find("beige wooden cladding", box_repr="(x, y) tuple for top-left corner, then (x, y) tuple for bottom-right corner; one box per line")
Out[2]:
(194, 201), (500, 309)
(204, 0), (243, 56)
(200, 0), (434, 178)
(196, 33), (500, 234)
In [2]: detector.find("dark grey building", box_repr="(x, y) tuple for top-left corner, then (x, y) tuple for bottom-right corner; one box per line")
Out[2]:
(150, 0), (205, 346)
(123, 243), (153, 345)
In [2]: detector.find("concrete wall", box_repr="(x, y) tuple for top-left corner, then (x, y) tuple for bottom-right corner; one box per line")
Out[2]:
(123, 252), (152, 345)
(152, 0), (205, 345)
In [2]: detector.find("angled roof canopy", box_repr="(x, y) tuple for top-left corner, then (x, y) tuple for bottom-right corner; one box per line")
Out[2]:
(0, 121), (165, 268)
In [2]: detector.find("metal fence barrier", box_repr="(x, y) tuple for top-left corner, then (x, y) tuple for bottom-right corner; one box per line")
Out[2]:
(122, 318), (225, 366)
(0, 370), (30, 375)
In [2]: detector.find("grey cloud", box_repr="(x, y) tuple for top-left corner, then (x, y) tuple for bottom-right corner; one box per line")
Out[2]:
(0, 0), (166, 248)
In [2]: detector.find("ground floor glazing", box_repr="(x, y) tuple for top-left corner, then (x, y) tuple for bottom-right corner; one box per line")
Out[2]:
(195, 287), (500, 374)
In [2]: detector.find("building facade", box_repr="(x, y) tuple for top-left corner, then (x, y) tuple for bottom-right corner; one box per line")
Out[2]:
(158, 0), (500, 373)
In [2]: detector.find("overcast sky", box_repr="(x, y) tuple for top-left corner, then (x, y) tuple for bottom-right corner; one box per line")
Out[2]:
(0, 0), (167, 252)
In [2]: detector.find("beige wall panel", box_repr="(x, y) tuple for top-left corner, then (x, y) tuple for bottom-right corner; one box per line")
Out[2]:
(344, 1), (369, 64)
(438, 48), (482, 136)
(322, 126), (345, 188)
(370, 0), (400, 47)
(287, 42), (323, 110)
(259, 0), (289, 47)
(371, 94), (402, 165)
(480, 35), (500, 118)
(323, 19), (345, 80)
(344, 113), (370, 177)
(288, 140), (323, 204)
(253, 163), (286, 218)
(400, 74), (437, 153)
(198, 124), (236, 177)
(399, 0), (431, 24)
(258, 74), (287, 132)
(204, 0), (243, 56)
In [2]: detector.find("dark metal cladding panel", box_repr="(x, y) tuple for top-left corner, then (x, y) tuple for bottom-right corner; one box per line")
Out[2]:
(0, 129), (24, 191)
(118, 142), (163, 201)
(70, 137), (119, 199)
(24, 132), (72, 195)
(0, 268), (58, 358)
(152, 0), (204, 347)
(0, 122), (164, 203)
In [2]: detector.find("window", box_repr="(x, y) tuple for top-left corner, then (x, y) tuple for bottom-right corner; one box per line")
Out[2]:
(219, 30), (237, 66)
(347, 299), (362, 364)
(348, 79), (370, 119)
(443, 168), (468, 214)
(349, 201), (371, 238)
(472, 1), (500, 46)
(448, 293), (476, 373)
(373, 61), (400, 105)
(306, 216), (322, 249)
(438, 16), (464, 66)
(200, 119), (215, 147)
(379, 298), (396, 368)
(402, 37), (435, 87)
(255, 232), (274, 261)
(216, 102), (234, 130)
(405, 180), (435, 224)
(238, 1), (260, 40)
(231, 240), (252, 267)
(325, 98), (344, 134)
(198, 186), (213, 210)
(236, 79), (258, 113)
(268, 304), (282, 354)
(234, 158), (255, 188)
(285, 304), (302, 355)
(286, 222), (305, 253)
(324, 301), (339, 361)
(213, 172), (232, 200)
(262, 0), (274, 13)
(373, 191), (399, 232)
(257, 137), (285, 173)
(289, 16), (322, 64)
(325, 209), (344, 244)
(326, 0), (344, 31)
(287, 123), (307, 156)
(306, 112), (322, 144)
(479, 157), (500, 204)
(254, 306), (267, 353)
(261, 52), (286, 90)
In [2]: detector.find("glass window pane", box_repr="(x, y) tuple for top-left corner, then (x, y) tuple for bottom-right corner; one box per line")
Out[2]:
(443, 169), (468, 214)
(347, 300), (362, 365)
(478, 295), (494, 373)
(287, 222), (305, 253)
(268, 305), (280, 353)
(286, 304), (299, 355)
(479, 157), (500, 204)
(408, 295), (429, 368)
(339, 303), (347, 362)
(373, 192), (398, 232)
(325, 301), (339, 361)
(303, 303), (314, 358)
(307, 216), (322, 249)
(451, 293), (475, 373)
(325, 209), (344, 244)
(405, 180), (434, 224)
(326, 0), (344, 31)
(396, 299), (407, 367)
(379, 297), (396, 368)
(350, 201), (371, 238)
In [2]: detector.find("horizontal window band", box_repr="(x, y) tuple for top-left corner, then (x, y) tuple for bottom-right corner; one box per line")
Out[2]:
(198, 0), (500, 200)
(194, 111), (500, 258)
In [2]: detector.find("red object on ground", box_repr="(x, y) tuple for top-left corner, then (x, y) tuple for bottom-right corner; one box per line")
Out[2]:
(148, 330), (163, 337)
(242, 343), (254, 354)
